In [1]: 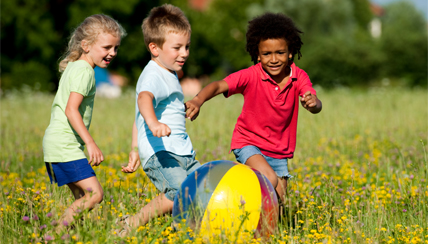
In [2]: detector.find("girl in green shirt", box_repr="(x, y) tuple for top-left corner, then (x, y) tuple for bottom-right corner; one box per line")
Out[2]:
(43, 14), (126, 232)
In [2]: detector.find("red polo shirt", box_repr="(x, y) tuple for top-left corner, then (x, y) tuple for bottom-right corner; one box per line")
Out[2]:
(223, 62), (316, 159)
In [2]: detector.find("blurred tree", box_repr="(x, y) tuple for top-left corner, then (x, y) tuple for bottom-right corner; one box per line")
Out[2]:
(247, 0), (356, 44)
(1, 0), (426, 91)
(380, 2), (428, 86)
(1, 0), (60, 91)
(246, 0), (382, 87)
(350, 0), (372, 30)
(1, 0), (159, 92)
(169, 0), (262, 80)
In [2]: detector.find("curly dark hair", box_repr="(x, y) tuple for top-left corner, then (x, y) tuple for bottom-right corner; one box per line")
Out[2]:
(246, 13), (303, 65)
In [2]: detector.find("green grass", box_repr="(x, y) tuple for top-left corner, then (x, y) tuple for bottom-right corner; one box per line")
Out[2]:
(1, 87), (427, 243)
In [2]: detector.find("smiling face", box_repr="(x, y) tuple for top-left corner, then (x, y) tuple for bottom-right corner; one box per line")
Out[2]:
(150, 31), (190, 73)
(82, 32), (121, 68)
(257, 38), (293, 83)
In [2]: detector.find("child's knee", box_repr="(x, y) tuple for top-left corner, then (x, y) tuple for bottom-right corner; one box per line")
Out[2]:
(264, 171), (278, 188)
(85, 188), (104, 205)
(94, 192), (104, 204)
(270, 174), (278, 188)
(93, 189), (104, 204)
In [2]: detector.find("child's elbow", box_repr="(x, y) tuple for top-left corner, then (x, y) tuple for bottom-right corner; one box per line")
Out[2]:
(65, 107), (72, 119)
(65, 106), (75, 119)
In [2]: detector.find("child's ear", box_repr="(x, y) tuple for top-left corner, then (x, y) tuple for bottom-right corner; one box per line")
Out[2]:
(149, 42), (159, 57)
(289, 53), (293, 60)
(81, 40), (90, 53)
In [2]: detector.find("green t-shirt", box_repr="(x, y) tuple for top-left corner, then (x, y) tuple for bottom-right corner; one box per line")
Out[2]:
(43, 60), (96, 162)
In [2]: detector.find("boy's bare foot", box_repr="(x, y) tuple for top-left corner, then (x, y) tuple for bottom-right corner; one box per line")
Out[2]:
(114, 215), (131, 237)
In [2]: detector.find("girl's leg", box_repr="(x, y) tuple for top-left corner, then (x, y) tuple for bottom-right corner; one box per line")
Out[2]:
(62, 176), (103, 226)
(67, 184), (85, 200)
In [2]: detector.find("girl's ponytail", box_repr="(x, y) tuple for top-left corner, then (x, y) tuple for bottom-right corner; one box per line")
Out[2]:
(59, 34), (84, 72)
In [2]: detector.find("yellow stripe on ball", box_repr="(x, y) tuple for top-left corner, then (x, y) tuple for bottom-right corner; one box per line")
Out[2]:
(200, 164), (262, 237)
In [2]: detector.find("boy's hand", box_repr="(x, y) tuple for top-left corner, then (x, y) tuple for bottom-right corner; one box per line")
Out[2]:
(300, 91), (322, 113)
(148, 121), (171, 137)
(300, 91), (317, 108)
(87, 141), (104, 166)
(122, 150), (140, 173)
(185, 97), (202, 121)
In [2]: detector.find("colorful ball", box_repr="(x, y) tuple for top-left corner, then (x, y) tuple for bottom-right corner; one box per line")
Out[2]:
(172, 160), (278, 238)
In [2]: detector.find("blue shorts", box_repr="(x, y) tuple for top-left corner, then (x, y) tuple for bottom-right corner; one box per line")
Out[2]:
(233, 145), (292, 179)
(45, 158), (96, 187)
(143, 151), (201, 201)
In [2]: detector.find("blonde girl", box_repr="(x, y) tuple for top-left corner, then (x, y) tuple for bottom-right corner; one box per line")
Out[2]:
(43, 14), (126, 230)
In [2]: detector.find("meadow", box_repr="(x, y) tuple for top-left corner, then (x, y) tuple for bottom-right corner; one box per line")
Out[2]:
(1, 87), (427, 243)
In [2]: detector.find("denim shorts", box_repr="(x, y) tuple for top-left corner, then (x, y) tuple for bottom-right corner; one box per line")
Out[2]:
(45, 158), (96, 187)
(233, 145), (292, 178)
(143, 151), (201, 201)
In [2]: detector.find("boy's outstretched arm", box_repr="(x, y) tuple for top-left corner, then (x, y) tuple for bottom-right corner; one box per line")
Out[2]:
(300, 91), (322, 114)
(122, 121), (140, 173)
(185, 80), (229, 121)
(139, 91), (171, 137)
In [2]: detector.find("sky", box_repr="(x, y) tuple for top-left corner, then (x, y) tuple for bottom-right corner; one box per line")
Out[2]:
(370, 0), (428, 19)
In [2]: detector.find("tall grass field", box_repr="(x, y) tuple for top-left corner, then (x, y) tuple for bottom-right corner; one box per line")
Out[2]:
(1, 87), (427, 243)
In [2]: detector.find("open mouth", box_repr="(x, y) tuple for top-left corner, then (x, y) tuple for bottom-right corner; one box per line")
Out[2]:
(103, 58), (112, 65)
(176, 60), (185, 66)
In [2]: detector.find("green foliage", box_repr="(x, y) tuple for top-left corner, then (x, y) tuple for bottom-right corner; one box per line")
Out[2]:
(169, 0), (262, 80)
(380, 2), (428, 86)
(350, 0), (373, 30)
(244, 0), (426, 88)
(299, 31), (385, 87)
(1, 0), (427, 91)
(1, 0), (59, 91)
(1, 0), (159, 91)
(248, 0), (356, 40)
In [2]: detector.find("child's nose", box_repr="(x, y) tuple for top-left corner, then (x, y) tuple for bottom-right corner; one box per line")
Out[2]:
(110, 49), (117, 57)
(271, 54), (278, 62)
(180, 48), (189, 57)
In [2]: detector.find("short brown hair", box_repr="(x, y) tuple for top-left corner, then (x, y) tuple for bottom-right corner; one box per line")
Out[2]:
(141, 4), (191, 51)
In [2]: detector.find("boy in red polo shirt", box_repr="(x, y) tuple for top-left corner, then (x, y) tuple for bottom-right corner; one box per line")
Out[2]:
(185, 13), (322, 203)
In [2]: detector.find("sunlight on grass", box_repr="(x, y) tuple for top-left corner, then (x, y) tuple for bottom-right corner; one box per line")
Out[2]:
(1, 88), (427, 243)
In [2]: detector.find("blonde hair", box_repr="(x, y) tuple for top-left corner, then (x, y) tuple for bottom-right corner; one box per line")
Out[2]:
(142, 4), (191, 52)
(59, 14), (126, 72)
